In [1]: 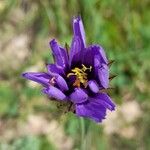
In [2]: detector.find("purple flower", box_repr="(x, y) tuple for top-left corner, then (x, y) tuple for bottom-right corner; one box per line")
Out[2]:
(22, 16), (115, 123)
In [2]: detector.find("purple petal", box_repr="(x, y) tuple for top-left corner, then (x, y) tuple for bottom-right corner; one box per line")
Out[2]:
(49, 39), (69, 69)
(83, 45), (108, 66)
(82, 46), (95, 66)
(94, 45), (108, 64)
(70, 88), (88, 104)
(42, 86), (66, 101)
(73, 16), (86, 49)
(95, 93), (115, 111)
(88, 80), (99, 93)
(98, 64), (109, 88)
(75, 97), (107, 122)
(55, 75), (69, 91)
(69, 36), (81, 65)
(22, 72), (50, 87)
(47, 64), (65, 76)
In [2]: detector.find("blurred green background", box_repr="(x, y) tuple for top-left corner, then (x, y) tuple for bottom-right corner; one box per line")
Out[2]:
(0, 0), (150, 150)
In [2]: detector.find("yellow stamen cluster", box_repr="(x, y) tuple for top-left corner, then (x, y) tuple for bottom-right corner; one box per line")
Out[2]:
(67, 64), (92, 87)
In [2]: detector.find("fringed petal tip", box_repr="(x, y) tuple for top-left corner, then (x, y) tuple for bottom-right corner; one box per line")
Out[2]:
(21, 72), (28, 78)
(49, 38), (56, 47)
(96, 93), (116, 111)
(110, 104), (116, 111)
(73, 15), (82, 23)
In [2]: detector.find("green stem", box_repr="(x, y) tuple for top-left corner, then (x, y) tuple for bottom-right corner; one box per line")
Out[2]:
(80, 117), (86, 150)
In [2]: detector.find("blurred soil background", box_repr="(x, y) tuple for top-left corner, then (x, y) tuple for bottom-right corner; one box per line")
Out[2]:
(0, 0), (150, 150)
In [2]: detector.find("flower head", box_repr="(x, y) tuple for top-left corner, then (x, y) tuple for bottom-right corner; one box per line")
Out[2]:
(22, 16), (115, 123)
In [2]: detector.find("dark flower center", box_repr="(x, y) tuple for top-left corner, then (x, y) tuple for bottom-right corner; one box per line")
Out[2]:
(67, 64), (92, 88)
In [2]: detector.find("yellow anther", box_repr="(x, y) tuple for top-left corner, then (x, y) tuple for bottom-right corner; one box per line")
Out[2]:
(67, 64), (92, 87)
(67, 73), (75, 78)
(82, 64), (92, 72)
